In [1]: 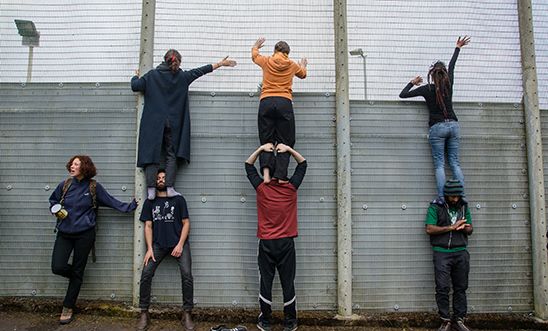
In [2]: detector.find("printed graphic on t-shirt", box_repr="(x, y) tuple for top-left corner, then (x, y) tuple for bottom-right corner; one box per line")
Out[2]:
(448, 210), (458, 224)
(152, 201), (176, 223)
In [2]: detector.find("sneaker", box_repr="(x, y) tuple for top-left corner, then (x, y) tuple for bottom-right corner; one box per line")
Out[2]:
(283, 321), (298, 331)
(167, 186), (181, 197)
(59, 307), (74, 325)
(256, 320), (271, 331)
(147, 187), (156, 200)
(210, 326), (247, 331)
(452, 318), (472, 331)
(136, 310), (149, 331)
(181, 310), (195, 331)
(437, 319), (451, 331)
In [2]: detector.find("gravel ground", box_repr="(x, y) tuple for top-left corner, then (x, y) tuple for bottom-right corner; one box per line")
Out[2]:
(0, 311), (545, 331)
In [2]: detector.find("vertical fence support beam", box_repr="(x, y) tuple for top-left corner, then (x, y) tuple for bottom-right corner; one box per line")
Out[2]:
(333, 0), (354, 318)
(518, 0), (548, 320)
(133, 0), (156, 307)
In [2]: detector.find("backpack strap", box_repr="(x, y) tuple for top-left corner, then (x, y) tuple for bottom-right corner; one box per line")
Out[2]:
(89, 179), (97, 210)
(60, 177), (73, 206)
(89, 179), (98, 263)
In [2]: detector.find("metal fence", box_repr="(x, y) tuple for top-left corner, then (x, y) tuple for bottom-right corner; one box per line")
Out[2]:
(0, 83), (536, 313)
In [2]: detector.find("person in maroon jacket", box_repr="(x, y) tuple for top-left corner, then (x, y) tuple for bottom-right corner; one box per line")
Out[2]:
(245, 143), (307, 331)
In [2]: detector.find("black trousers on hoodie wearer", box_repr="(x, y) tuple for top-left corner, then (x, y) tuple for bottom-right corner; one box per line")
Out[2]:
(144, 122), (177, 188)
(258, 237), (297, 326)
(258, 97), (296, 181)
(51, 227), (96, 309)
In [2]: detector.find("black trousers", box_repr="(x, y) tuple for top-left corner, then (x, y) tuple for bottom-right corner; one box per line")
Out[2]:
(258, 97), (296, 181)
(433, 250), (470, 319)
(145, 123), (177, 187)
(139, 241), (193, 311)
(51, 227), (96, 309)
(258, 237), (297, 326)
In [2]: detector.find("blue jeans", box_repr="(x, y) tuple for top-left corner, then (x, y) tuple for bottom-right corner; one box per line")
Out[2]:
(428, 121), (465, 198)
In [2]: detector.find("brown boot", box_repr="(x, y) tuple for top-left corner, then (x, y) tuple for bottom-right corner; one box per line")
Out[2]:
(136, 310), (150, 331)
(59, 307), (73, 324)
(181, 310), (195, 331)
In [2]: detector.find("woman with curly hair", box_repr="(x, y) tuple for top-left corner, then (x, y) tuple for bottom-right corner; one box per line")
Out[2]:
(399, 36), (471, 203)
(49, 155), (137, 324)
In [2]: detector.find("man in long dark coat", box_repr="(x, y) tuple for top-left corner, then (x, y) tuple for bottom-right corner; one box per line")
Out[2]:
(131, 49), (236, 199)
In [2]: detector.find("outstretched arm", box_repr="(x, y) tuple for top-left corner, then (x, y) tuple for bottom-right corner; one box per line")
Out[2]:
(456, 35), (470, 49)
(295, 58), (307, 79)
(399, 76), (424, 98)
(212, 56), (237, 70)
(448, 36), (470, 83)
(131, 69), (146, 92)
(252, 37), (267, 66)
(96, 182), (137, 212)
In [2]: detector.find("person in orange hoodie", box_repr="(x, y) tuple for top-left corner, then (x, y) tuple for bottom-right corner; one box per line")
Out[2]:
(252, 37), (307, 184)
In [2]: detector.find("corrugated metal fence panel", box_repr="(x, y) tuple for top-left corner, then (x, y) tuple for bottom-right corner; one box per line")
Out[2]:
(540, 109), (548, 252)
(148, 92), (338, 309)
(350, 101), (533, 312)
(0, 83), (535, 312)
(0, 83), (137, 300)
(533, 0), (548, 109)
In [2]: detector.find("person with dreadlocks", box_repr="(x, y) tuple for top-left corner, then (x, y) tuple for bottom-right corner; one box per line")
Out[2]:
(132, 49), (237, 200)
(399, 36), (471, 204)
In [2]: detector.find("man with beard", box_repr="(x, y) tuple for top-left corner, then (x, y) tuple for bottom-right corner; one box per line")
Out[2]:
(136, 169), (194, 331)
(425, 179), (473, 331)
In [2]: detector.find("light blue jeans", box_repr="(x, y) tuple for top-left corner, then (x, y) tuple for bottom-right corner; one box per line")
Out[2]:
(428, 121), (465, 198)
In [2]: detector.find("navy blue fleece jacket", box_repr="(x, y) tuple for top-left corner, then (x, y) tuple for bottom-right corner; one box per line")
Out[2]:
(49, 177), (137, 234)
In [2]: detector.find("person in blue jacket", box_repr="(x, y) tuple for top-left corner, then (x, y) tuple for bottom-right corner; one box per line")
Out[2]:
(131, 49), (236, 200)
(49, 155), (137, 324)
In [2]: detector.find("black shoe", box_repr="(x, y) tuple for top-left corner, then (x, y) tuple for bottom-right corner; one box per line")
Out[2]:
(136, 311), (149, 331)
(257, 320), (271, 331)
(452, 318), (472, 331)
(437, 319), (451, 331)
(210, 326), (247, 331)
(283, 321), (298, 331)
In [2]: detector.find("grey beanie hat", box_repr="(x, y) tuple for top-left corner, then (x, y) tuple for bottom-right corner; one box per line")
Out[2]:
(443, 179), (464, 196)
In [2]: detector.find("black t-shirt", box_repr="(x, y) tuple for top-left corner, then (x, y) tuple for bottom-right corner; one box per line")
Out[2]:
(140, 195), (189, 249)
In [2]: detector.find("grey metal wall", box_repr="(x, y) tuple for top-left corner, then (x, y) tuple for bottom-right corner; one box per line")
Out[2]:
(0, 84), (536, 313)
(0, 84), (338, 310)
(350, 101), (533, 313)
(0, 83), (137, 301)
(149, 92), (338, 310)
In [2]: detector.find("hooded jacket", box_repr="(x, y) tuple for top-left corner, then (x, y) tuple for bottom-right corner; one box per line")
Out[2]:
(252, 48), (306, 100)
